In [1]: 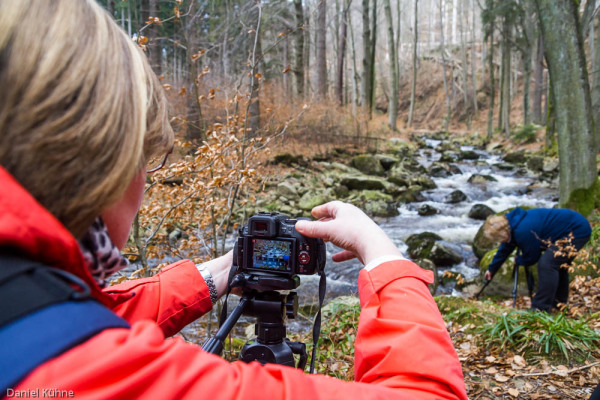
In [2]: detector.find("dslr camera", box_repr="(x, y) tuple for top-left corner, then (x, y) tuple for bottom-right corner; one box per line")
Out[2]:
(233, 212), (325, 288)
(204, 212), (326, 368)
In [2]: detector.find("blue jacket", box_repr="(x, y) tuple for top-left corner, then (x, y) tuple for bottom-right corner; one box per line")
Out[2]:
(487, 208), (591, 276)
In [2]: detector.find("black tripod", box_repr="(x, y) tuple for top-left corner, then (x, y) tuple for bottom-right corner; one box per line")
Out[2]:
(202, 275), (308, 369)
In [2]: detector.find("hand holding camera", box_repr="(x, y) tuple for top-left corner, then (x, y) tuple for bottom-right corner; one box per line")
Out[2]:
(295, 201), (403, 266)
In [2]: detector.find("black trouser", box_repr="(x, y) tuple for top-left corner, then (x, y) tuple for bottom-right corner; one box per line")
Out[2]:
(531, 235), (590, 311)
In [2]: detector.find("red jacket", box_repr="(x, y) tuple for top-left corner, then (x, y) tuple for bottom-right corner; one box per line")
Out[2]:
(0, 166), (467, 399)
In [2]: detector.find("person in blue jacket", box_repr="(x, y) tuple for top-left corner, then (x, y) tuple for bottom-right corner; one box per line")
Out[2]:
(482, 208), (591, 311)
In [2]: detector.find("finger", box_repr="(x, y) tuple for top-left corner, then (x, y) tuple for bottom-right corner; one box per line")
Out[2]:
(332, 250), (356, 262)
(294, 219), (330, 240)
(310, 201), (342, 220)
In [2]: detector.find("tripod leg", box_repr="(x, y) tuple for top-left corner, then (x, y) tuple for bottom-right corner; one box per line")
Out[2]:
(512, 265), (519, 308)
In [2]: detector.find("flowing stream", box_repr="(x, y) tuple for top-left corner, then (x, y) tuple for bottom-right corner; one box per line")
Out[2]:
(303, 139), (557, 301)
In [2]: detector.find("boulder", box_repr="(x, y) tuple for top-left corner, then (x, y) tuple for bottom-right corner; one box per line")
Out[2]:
(459, 150), (479, 160)
(448, 164), (463, 175)
(340, 175), (387, 191)
(472, 222), (500, 259)
(376, 154), (399, 170)
(332, 184), (349, 198)
(388, 162), (435, 189)
(467, 174), (498, 185)
(503, 150), (528, 164)
(351, 154), (385, 176)
(352, 190), (400, 218)
(444, 190), (467, 203)
(273, 153), (305, 166)
(440, 152), (458, 162)
(543, 157), (559, 173)
(412, 175), (437, 189)
(478, 249), (538, 297)
(396, 186), (427, 203)
(494, 163), (516, 171)
(364, 200), (400, 218)
(418, 204), (438, 216)
(527, 156), (544, 172)
(429, 242), (463, 266)
(276, 181), (299, 199)
(298, 190), (333, 211)
(437, 141), (460, 153)
(429, 163), (450, 177)
(406, 232), (443, 259)
(468, 204), (495, 220)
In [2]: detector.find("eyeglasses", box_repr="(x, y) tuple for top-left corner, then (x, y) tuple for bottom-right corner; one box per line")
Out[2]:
(146, 147), (173, 173)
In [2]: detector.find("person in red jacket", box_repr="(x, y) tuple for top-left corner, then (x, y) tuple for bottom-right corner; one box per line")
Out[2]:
(0, 1), (467, 399)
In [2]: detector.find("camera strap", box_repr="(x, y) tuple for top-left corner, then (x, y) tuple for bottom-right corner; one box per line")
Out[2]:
(309, 268), (326, 374)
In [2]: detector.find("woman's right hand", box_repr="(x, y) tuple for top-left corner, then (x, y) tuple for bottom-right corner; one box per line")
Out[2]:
(294, 201), (403, 266)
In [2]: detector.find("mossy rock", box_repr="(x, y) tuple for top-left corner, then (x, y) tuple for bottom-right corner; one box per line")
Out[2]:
(332, 185), (350, 199)
(418, 204), (438, 216)
(376, 154), (400, 170)
(430, 242), (463, 266)
(459, 150), (480, 160)
(357, 190), (393, 202)
(478, 249), (538, 297)
(406, 232), (443, 259)
(503, 150), (528, 164)
(467, 174), (498, 185)
(440, 152), (458, 162)
(340, 174), (387, 191)
(273, 153), (305, 166)
(444, 190), (467, 204)
(468, 204), (495, 220)
(527, 156), (544, 172)
(298, 190), (333, 211)
(351, 154), (385, 176)
(363, 200), (400, 218)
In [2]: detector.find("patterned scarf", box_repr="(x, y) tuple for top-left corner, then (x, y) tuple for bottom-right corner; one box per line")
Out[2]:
(78, 217), (129, 287)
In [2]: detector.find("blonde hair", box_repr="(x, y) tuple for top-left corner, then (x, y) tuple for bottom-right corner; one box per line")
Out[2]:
(482, 215), (510, 243)
(0, 0), (173, 237)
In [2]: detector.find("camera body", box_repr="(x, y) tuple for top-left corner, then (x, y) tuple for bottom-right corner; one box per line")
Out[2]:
(233, 212), (325, 277)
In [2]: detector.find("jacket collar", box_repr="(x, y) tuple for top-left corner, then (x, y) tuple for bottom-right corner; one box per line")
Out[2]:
(0, 166), (124, 307)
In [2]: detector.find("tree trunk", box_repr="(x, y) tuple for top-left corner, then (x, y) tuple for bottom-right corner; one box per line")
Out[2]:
(439, 0), (451, 131)
(349, 7), (360, 109)
(146, 0), (162, 76)
(293, 0), (305, 99)
(535, 0), (597, 215)
(592, 14), (600, 151)
(522, 52), (531, 126)
(459, 0), (469, 109)
(362, 0), (372, 111)
(407, 0), (419, 127)
(498, 17), (511, 136)
(486, 0), (495, 140)
(532, 35), (544, 124)
(337, 0), (350, 105)
(369, 0), (378, 116)
(316, 0), (327, 99)
(470, 0), (478, 114)
(384, 0), (398, 130)
(184, 1), (205, 142)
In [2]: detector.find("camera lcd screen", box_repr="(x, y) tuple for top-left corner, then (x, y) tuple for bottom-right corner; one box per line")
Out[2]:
(251, 239), (291, 271)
